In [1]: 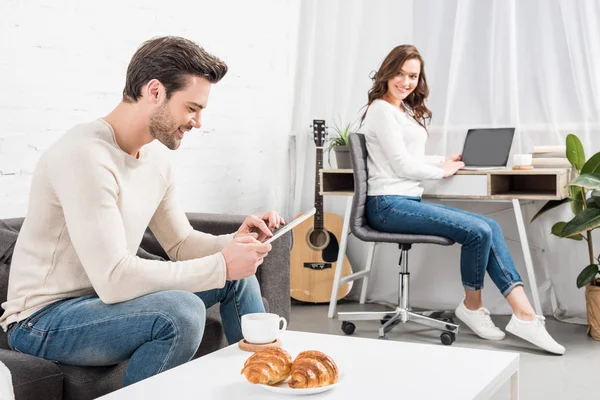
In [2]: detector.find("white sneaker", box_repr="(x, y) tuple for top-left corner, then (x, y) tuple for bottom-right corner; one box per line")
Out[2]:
(505, 315), (566, 355)
(455, 299), (506, 340)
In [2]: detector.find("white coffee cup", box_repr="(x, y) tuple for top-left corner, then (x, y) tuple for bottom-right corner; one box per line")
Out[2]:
(513, 153), (532, 166)
(241, 313), (287, 344)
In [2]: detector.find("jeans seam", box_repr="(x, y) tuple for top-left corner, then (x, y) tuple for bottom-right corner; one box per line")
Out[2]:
(156, 313), (179, 374)
(232, 281), (242, 334)
(373, 197), (388, 225)
(34, 311), (177, 333)
(491, 244), (513, 283)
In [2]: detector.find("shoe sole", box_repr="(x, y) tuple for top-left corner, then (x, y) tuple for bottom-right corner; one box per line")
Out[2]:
(455, 308), (506, 341)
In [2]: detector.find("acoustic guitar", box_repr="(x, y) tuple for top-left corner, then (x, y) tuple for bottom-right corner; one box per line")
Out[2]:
(290, 120), (353, 303)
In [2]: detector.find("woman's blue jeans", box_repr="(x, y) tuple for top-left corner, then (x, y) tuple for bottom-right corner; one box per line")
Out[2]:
(366, 195), (523, 297)
(7, 276), (264, 386)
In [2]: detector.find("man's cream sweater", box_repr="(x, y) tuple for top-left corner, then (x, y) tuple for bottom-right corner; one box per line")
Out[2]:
(0, 119), (233, 330)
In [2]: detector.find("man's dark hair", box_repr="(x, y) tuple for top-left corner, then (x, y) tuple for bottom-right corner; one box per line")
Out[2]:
(123, 36), (228, 102)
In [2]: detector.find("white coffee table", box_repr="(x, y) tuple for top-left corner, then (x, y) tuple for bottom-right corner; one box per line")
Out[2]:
(98, 330), (519, 399)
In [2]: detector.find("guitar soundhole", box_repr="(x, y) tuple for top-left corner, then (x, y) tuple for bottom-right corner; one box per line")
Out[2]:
(307, 229), (329, 250)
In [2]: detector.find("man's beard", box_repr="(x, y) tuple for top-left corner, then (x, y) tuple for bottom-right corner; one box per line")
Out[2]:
(149, 103), (180, 150)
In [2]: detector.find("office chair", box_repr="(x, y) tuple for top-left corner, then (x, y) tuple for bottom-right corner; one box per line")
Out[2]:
(337, 133), (460, 345)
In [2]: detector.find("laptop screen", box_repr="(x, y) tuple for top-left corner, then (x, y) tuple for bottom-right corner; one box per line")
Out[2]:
(461, 128), (515, 167)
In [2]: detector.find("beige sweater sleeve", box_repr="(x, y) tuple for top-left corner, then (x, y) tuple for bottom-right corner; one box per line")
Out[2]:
(46, 147), (228, 304)
(148, 163), (235, 262)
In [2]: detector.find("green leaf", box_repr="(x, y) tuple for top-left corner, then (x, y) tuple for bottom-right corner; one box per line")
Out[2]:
(551, 222), (583, 240)
(588, 194), (600, 208)
(566, 134), (586, 171)
(531, 198), (571, 223)
(567, 173), (600, 191)
(581, 152), (600, 174)
(560, 208), (600, 237)
(569, 185), (584, 215)
(576, 264), (599, 288)
(551, 221), (566, 236)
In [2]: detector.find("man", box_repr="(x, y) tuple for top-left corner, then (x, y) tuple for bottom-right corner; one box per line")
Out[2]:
(0, 36), (284, 386)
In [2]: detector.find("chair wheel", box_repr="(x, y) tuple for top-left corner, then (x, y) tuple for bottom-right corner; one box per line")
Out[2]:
(341, 321), (356, 335)
(440, 332), (456, 345)
(380, 315), (393, 325)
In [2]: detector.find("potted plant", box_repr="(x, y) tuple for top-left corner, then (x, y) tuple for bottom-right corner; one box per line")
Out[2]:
(325, 119), (357, 169)
(531, 133), (600, 339)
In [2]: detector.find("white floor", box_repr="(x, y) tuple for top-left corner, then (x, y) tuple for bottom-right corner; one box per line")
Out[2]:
(289, 302), (600, 400)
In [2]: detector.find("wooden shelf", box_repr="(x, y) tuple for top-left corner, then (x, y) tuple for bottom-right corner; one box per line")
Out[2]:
(320, 168), (572, 200)
(320, 169), (354, 195)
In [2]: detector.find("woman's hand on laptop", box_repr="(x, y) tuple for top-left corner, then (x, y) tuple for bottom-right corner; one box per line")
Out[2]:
(440, 160), (465, 177)
(445, 153), (462, 162)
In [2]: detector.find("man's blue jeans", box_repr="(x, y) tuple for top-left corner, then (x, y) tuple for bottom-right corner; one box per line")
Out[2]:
(366, 195), (523, 296)
(6, 276), (264, 386)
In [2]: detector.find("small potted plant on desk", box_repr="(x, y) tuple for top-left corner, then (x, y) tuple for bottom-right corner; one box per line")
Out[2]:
(531, 134), (600, 339)
(325, 119), (357, 169)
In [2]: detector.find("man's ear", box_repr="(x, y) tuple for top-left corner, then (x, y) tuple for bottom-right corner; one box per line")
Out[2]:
(145, 79), (163, 104)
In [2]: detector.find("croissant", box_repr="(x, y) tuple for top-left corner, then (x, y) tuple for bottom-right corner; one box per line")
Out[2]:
(241, 347), (293, 385)
(288, 350), (338, 388)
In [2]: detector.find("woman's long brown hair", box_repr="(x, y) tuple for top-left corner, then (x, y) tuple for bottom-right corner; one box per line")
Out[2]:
(360, 45), (431, 129)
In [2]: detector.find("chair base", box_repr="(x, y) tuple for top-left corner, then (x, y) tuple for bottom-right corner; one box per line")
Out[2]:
(338, 306), (460, 343)
(337, 247), (460, 344)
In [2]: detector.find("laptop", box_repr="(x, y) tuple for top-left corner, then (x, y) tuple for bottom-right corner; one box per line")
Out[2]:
(460, 128), (515, 170)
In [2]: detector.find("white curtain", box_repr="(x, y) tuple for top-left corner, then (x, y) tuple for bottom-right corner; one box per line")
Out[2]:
(291, 0), (600, 320)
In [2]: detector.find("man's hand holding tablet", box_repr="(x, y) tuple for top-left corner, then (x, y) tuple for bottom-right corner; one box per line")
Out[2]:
(263, 208), (316, 244)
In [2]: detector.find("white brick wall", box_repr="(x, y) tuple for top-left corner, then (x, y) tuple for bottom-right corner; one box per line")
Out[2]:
(0, 0), (300, 218)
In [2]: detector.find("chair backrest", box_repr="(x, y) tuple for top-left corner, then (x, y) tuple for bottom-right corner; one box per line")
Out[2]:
(348, 133), (371, 241)
(347, 133), (456, 247)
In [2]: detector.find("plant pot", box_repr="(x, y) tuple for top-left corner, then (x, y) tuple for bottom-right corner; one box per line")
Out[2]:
(585, 282), (600, 340)
(333, 145), (352, 169)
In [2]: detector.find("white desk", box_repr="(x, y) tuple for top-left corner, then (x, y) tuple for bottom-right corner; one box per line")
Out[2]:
(97, 330), (520, 400)
(321, 168), (572, 318)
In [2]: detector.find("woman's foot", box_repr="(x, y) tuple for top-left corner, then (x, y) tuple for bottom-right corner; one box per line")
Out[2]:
(505, 315), (566, 355)
(455, 299), (506, 340)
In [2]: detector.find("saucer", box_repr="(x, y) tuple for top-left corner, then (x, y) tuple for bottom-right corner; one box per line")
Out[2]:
(258, 373), (343, 395)
(238, 338), (282, 352)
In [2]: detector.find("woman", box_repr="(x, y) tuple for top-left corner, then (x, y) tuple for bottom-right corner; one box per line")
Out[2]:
(361, 45), (564, 355)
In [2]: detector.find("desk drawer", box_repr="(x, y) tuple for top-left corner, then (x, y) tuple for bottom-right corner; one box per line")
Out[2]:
(423, 175), (488, 198)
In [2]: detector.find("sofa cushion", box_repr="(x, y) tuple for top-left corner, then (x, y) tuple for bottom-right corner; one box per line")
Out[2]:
(0, 349), (62, 400)
(58, 362), (126, 400)
(0, 262), (10, 351)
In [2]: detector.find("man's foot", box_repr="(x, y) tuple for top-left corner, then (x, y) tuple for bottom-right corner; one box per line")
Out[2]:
(455, 299), (506, 340)
(505, 315), (565, 355)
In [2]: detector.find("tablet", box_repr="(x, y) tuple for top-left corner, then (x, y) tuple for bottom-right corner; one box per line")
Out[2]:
(264, 208), (316, 245)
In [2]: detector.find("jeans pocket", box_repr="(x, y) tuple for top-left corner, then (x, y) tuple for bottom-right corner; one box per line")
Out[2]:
(368, 196), (389, 226)
(24, 299), (68, 331)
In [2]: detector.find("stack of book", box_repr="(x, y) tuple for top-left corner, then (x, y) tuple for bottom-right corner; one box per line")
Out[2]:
(531, 145), (571, 168)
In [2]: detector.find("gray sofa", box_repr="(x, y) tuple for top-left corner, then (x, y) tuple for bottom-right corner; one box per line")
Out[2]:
(0, 213), (292, 400)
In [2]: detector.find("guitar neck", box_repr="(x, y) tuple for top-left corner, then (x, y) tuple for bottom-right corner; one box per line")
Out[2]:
(314, 147), (324, 230)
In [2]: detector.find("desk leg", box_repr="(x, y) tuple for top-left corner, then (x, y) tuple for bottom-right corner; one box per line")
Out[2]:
(512, 199), (543, 315)
(328, 197), (353, 319)
(510, 370), (519, 400)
